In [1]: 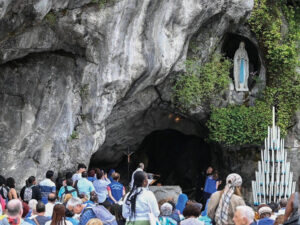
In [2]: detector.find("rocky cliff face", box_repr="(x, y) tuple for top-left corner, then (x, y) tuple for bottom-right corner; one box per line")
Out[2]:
(0, 0), (256, 186)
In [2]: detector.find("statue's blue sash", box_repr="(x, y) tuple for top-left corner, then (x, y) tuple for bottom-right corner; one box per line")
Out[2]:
(240, 58), (245, 84)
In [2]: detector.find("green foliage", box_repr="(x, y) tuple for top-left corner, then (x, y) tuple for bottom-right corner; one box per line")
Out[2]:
(207, 101), (272, 146)
(44, 12), (56, 26)
(172, 54), (232, 112)
(91, 0), (115, 8)
(70, 131), (79, 139)
(248, 0), (300, 136)
(206, 0), (300, 146)
(80, 84), (89, 99)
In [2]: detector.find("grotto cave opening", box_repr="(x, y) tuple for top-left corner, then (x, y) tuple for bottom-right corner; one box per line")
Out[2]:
(222, 33), (261, 90)
(132, 129), (213, 190)
(90, 128), (219, 196)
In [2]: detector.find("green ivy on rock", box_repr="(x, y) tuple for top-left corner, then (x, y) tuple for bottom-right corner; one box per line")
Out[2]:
(206, 0), (300, 146)
(172, 54), (232, 112)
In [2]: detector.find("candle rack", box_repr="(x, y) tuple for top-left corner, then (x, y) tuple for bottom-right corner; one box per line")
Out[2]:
(252, 107), (296, 205)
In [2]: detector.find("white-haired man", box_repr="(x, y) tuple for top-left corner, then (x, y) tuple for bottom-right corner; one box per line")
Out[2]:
(66, 197), (84, 220)
(129, 163), (144, 189)
(233, 205), (255, 225)
(0, 199), (31, 225)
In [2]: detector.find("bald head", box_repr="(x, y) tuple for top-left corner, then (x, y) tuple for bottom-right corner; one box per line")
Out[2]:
(48, 193), (56, 203)
(138, 163), (144, 170)
(7, 199), (23, 217)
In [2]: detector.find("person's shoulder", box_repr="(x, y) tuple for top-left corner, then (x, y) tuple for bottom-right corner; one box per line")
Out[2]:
(66, 220), (73, 225)
(39, 179), (47, 185)
(231, 194), (245, 204)
(32, 186), (39, 190)
(44, 220), (51, 225)
(232, 194), (244, 200)
(143, 189), (156, 198)
(21, 221), (33, 225)
(211, 190), (221, 198)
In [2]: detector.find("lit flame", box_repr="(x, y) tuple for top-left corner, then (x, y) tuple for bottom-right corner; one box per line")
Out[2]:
(174, 117), (180, 123)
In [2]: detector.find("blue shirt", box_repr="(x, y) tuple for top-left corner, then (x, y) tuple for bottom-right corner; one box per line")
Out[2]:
(67, 217), (79, 225)
(93, 179), (110, 203)
(87, 177), (96, 182)
(257, 217), (274, 225)
(204, 176), (217, 194)
(39, 179), (56, 204)
(79, 204), (97, 225)
(107, 181), (124, 203)
(77, 178), (95, 199)
(58, 186), (78, 199)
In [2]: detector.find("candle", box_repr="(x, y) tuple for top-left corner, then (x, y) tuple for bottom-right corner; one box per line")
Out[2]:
(288, 172), (293, 197)
(277, 161), (280, 183)
(263, 181), (266, 202)
(262, 165), (265, 185)
(286, 163), (290, 184)
(279, 176), (282, 197)
(292, 181), (296, 194)
(270, 128), (273, 150)
(262, 158), (265, 175)
(267, 127), (269, 148)
(252, 181), (256, 204)
(273, 107), (275, 136)
(274, 182), (278, 202)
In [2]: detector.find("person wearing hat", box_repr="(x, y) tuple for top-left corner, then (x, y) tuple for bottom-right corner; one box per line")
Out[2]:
(207, 173), (245, 225)
(257, 204), (274, 225)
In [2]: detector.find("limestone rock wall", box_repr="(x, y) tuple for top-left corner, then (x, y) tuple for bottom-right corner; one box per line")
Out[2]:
(0, 0), (254, 186)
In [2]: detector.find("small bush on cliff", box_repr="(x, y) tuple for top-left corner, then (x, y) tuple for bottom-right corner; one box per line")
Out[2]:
(91, 0), (116, 8)
(172, 54), (231, 112)
(44, 12), (56, 26)
(70, 131), (79, 139)
(207, 101), (272, 146)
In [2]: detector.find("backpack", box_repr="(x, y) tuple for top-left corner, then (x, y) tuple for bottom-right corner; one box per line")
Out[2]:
(60, 186), (77, 201)
(24, 186), (32, 202)
(83, 204), (117, 225)
(24, 186), (33, 202)
(0, 186), (8, 200)
(0, 194), (5, 212)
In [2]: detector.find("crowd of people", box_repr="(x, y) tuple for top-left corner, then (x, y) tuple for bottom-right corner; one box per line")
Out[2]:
(0, 163), (298, 225)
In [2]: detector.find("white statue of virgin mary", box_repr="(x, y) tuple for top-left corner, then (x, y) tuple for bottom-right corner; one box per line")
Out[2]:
(234, 42), (249, 91)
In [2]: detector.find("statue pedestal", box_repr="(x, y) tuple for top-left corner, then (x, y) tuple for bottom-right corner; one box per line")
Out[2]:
(149, 185), (182, 203)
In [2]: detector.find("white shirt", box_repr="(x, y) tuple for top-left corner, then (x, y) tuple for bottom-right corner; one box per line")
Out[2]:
(72, 173), (81, 182)
(44, 202), (55, 217)
(181, 218), (204, 225)
(122, 187), (159, 221)
(130, 168), (143, 189)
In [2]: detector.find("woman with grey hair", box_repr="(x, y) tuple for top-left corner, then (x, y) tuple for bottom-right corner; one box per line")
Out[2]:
(159, 203), (177, 225)
(207, 173), (245, 225)
(233, 205), (255, 225)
